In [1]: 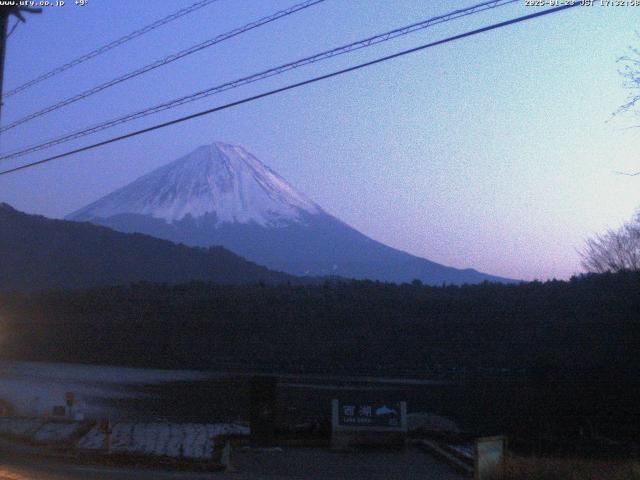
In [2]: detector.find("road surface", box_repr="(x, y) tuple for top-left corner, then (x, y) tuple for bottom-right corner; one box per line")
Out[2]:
(0, 447), (466, 479)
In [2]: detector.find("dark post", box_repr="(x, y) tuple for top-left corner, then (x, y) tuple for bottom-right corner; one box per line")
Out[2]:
(100, 418), (112, 454)
(0, 5), (42, 123)
(249, 375), (278, 445)
(0, 8), (10, 120)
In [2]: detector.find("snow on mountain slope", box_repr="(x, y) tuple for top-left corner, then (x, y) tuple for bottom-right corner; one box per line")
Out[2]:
(69, 142), (321, 226)
(67, 142), (515, 285)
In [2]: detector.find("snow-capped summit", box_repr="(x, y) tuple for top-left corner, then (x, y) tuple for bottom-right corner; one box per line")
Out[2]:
(68, 142), (514, 285)
(69, 142), (321, 226)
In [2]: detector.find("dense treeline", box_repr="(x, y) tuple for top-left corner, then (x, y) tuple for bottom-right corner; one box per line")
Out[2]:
(1, 271), (639, 441)
(0, 271), (638, 376)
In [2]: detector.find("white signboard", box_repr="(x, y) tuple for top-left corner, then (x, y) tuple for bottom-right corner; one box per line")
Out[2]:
(331, 399), (407, 449)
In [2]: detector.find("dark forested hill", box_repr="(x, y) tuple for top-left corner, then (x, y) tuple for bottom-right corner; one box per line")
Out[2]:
(1, 270), (638, 377)
(0, 203), (297, 290)
(2, 270), (639, 440)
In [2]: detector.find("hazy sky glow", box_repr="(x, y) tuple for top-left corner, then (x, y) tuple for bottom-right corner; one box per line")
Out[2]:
(1, 0), (639, 281)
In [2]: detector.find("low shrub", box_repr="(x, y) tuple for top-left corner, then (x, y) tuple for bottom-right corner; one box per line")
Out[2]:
(486, 457), (640, 480)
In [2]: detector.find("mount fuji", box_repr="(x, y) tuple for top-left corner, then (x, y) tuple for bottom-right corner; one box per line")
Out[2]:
(68, 142), (512, 285)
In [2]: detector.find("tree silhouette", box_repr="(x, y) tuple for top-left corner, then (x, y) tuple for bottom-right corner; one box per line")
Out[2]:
(580, 212), (640, 273)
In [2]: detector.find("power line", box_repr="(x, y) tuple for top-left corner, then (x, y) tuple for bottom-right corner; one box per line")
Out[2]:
(0, 0), (326, 134)
(0, 3), (579, 177)
(1, 0), (220, 99)
(6, 18), (19, 39)
(0, 0), (518, 161)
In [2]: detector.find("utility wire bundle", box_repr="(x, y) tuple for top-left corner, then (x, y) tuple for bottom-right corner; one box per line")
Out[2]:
(2, 0), (221, 99)
(0, 1), (579, 176)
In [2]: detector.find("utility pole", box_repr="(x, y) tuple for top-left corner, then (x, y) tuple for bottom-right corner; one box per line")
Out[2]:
(0, 8), (11, 117)
(0, 5), (41, 123)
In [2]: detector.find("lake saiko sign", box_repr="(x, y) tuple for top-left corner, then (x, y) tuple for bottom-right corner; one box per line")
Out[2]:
(337, 401), (402, 428)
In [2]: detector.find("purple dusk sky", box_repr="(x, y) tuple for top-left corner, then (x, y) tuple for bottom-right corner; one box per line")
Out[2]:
(0, 0), (639, 281)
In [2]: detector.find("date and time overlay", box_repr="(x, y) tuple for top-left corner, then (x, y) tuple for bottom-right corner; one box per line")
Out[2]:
(3, 0), (640, 9)
(525, 0), (640, 6)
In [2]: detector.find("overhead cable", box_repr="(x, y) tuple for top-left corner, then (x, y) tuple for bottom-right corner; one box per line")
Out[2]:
(0, 0), (517, 160)
(0, 0), (325, 133)
(2, 0), (221, 99)
(0, 3), (580, 177)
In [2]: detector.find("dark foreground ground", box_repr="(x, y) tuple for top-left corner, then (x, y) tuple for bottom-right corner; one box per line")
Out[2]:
(0, 447), (464, 480)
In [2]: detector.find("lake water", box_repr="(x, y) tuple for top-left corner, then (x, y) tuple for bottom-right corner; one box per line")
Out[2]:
(0, 360), (214, 421)
(0, 360), (478, 431)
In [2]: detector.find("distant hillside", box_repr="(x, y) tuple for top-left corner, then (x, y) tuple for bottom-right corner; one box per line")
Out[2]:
(0, 203), (296, 290)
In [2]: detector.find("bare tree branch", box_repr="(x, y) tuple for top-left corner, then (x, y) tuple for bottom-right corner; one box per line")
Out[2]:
(580, 212), (640, 273)
(615, 34), (640, 117)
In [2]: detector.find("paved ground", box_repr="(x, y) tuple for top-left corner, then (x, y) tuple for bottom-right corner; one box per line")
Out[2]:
(231, 446), (466, 479)
(0, 447), (466, 479)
